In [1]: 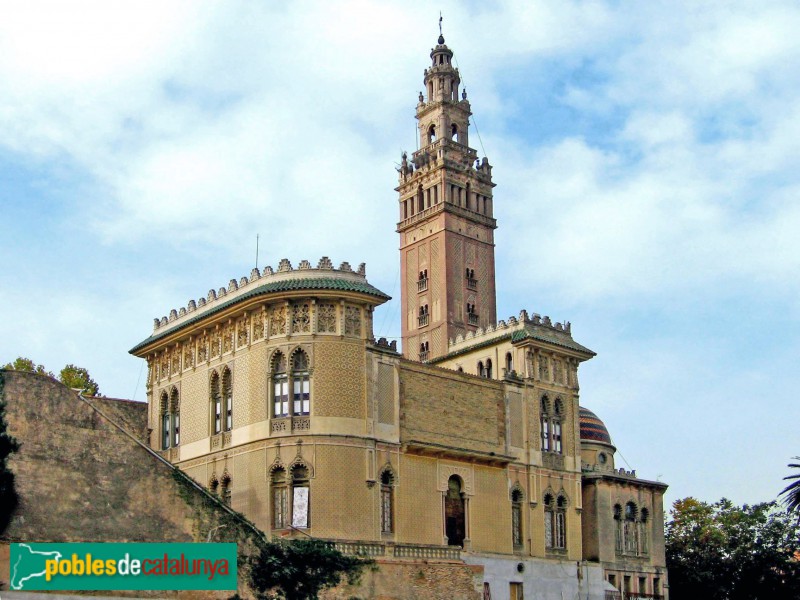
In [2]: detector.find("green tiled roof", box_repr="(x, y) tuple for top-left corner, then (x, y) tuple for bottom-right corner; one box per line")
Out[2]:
(130, 277), (390, 354)
(511, 325), (595, 355)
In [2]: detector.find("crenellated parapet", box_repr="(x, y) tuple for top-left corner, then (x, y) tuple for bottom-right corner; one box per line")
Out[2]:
(447, 309), (576, 353)
(151, 257), (371, 333)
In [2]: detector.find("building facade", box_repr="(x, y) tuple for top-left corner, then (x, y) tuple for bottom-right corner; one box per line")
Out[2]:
(131, 33), (668, 600)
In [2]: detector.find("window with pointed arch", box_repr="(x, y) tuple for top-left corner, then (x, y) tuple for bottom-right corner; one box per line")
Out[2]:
(271, 467), (288, 529)
(210, 371), (222, 434)
(292, 351), (310, 416)
(272, 352), (289, 417)
(540, 396), (563, 454)
(380, 469), (395, 535)
(160, 391), (170, 450)
(613, 503), (623, 552)
(505, 352), (513, 375)
(291, 465), (310, 528)
(221, 367), (233, 431)
(624, 501), (639, 554)
(209, 475), (219, 496)
(511, 488), (524, 550)
(169, 387), (180, 447)
(640, 508), (650, 554)
(220, 473), (232, 506)
(544, 493), (566, 550)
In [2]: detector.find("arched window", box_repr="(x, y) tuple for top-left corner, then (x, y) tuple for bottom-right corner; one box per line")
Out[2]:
(220, 472), (232, 506)
(540, 396), (550, 452)
(209, 475), (219, 496)
(428, 124), (437, 144)
(445, 475), (466, 547)
(272, 352), (288, 417)
(624, 502), (639, 554)
(292, 351), (310, 416)
(170, 387), (180, 447)
(544, 493), (566, 550)
(541, 396), (563, 454)
(477, 361), (484, 377)
(160, 391), (170, 450)
(451, 123), (458, 142)
(485, 359), (493, 379)
(271, 468), (288, 529)
(553, 399), (563, 453)
(613, 504), (623, 552)
(210, 371), (222, 434)
(511, 488), (524, 549)
(506, 352), (513, 375)
(380, 469), (395, 534)
(291, 465), (310, 529)
(221, 367), (232, 431)
(640, 508), (650, 554)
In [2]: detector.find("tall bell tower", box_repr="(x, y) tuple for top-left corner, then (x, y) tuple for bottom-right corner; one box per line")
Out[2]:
(397, 32), (497, 362)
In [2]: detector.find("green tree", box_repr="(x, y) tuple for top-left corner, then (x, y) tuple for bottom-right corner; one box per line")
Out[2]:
(0, 373), (21, 535)
(666, 497), (800, 600)
(249, 538), (372, 600)
(2, 357), (52, 377)
(780, 457), (800, 516)
(59, 364), (100, 396)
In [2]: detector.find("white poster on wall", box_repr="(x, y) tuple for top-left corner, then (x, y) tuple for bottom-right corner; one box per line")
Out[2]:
(292, 487), (309, 528)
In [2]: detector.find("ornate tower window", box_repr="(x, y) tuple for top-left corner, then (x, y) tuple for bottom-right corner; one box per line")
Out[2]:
(380, 469), (395, 535)
(465, 268), (477, 290)
(541, 396), (551, 452)
(221, 367), (233, 431)
(220, 472), (232, 506)
(640, 508), (650, 555)
(418, 304), (429, 327)
(418, 269), (428, 292)
(210, 371), (222, 435)
(419, 341), (429, 361)
(272, 352), (289, 418)
(292, 351), (310, 416)
(544, 493), (567, 550)
(160, 391), (170, 450)
(614, 504), (623, 552)
(169, 387), (180, 447)
(291, 465), (310, 529)
(624, 501), (639, 554)
(271, 467), (288, 529)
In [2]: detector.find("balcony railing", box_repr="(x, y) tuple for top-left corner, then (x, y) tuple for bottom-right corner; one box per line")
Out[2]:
(467, 313), (479, 326)
(419, 351), (429, 361)
(326, 540), (460, 561)
(417, 278), (428, 292)
(418, 314), (429, 327)
(466, 277), (477, 290)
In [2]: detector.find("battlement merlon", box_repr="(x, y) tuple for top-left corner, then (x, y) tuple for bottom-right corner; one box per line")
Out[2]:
(435, 309), (596, 361)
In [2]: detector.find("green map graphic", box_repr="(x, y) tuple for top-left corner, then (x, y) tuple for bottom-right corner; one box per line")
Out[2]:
(10, 543), (62, 590)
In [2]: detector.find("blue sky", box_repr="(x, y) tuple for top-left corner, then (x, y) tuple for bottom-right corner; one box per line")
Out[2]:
(1, 1), (798, 511)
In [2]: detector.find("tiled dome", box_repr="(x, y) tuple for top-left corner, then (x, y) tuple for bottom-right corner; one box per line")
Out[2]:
(579, 407), (614, 446)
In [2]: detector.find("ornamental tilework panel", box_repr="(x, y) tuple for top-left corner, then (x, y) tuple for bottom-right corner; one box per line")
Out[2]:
(179, 368), (210, 445)
(237, 317), (249, 348)
(377, 362), (395, 425)
(312, 341), (365, 418)
(292, 302), (311, 333)
(197, 334), (208, 363)
(253, 312), (265, 340)
(311, 445), (373, 540)
(183, 341), (194, 370)
(270, 306), (286, 336)
(222, 325), (234, 354)
(171, 349), (181, 375)
(211, 332), (221, 359)
(396, 455), (442, 545)
(317, 303), (336, 333)
(470, 465), (512, 554)
(344, 306), (361, 337)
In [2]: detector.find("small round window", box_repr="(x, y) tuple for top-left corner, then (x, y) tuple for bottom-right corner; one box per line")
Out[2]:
(598, 452), (607, 464)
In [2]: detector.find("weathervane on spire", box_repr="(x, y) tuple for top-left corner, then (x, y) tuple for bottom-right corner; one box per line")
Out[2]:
(439, 12), (443, 36)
